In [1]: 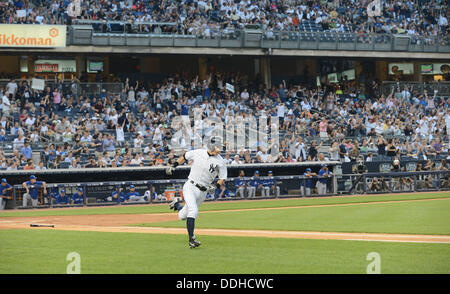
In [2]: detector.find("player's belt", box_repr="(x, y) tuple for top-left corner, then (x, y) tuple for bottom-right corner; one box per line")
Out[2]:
(189, 180), (207, 192)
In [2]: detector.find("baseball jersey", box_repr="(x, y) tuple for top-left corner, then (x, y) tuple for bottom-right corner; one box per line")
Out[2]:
(318, 169), (329, 184)
(302, 173), (313, 188)
(249, 177), (261, 187)
(185, 149), (227, 187)
(112, 190), (125, 202)
(0, 183), (12, 196)
(24, 181), (44, 199)
(71, 192), (84, 204)
(55, 194), (69, 204)
(126, 191), (140, 199)
(263, 178), (275, 187)
(234, 177), (246, 187)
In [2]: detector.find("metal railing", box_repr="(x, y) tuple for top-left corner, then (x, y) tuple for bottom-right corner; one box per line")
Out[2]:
(337, 171), (450, 194)
(5, 169), (449, 209)
(381, 81), (450, 96)
(0, 80), (123, 97)
(68, 25), (450, 53)
(10, 174), (337, 209)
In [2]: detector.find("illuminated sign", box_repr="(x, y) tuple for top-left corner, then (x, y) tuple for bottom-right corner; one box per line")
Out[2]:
(0, 24), (66, 48)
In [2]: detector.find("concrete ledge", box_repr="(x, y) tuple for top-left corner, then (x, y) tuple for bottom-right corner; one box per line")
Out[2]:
(1, 45), (449, 59)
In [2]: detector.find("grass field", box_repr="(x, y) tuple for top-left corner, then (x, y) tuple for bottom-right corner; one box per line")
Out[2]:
(1, 229), (449, 274)
(135, 197), (450, 235)
(1, 192), (449, 274)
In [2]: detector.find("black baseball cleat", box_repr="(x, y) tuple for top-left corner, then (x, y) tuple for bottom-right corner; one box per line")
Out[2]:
(189, 236), (201, 249)
(169, 197), (181, 210)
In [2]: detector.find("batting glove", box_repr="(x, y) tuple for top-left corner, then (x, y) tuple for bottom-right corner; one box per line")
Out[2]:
(165, 161), (179, 175)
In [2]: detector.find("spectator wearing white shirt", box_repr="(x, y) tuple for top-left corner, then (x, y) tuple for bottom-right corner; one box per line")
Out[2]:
(240, 88), (249, 101)
(231, 155), (242, 165)
(1, 92), (11, 117)
(5, 80), (17, 99)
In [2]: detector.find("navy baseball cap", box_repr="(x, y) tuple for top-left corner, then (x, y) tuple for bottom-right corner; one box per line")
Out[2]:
(30, 175), (36, 180)
(1, 178), (6, 183)
(77, 187), (83, 192)
(60, 189), (65, 193)
(268, 170), (273, 174)
(306, 168), (312, 172)
(254, 170), (259, 174)
(130, 185), (135, 189)
(321, 164), (327, 167)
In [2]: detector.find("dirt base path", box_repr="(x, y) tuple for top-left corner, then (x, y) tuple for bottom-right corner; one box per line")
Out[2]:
(0, 196), (449, 244)
(0, 221), (449, 244)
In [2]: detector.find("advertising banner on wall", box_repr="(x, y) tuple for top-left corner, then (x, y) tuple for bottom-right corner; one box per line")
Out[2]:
(388, 63), (414, 75)
(0, 24), (66, 48)
(35, 59), (76, 73)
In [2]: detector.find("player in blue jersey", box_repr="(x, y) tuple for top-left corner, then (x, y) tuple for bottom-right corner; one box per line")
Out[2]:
(301, 168), (317, 196)
(234, 170), (246, 198)
(247, 170), (263, 198)
(22, 175), (47, 207)
(262, 171), (280, 197)
(0, 178), (13, 210)
(71, 187), (85, 205)
(54, 189), (70, 205)
(126, 185), (148, 203)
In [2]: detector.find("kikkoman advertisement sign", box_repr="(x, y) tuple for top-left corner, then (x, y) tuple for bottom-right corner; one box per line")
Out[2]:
(0, 24), (66, 48)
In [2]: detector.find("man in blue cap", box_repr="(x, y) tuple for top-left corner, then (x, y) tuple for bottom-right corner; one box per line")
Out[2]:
(247, 170), (262, 198)
(301, 168), (317, 197)
(22, 175), (47, 207)
(262, 171), (280, 197)
(0, 178), (13, 210)
(54, 189), (69, 205)
(71, 187), (85, 205)
(126, 185), (148, 203)
(317, 164), (332, 195)
(109, 186), (125, 203)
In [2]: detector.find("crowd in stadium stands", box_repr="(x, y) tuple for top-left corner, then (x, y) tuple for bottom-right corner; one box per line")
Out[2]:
(0, 69), (449, 171)
(0, 1), (448, 40)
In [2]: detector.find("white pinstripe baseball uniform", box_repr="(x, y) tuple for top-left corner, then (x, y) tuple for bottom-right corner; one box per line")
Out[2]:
(178, 148), (227, 220)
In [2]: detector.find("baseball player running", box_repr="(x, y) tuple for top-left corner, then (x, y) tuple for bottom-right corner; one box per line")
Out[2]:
(166, 136), (227, 249)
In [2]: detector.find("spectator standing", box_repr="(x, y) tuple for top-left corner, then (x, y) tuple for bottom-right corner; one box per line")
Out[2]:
(20, 140), (32, 160)
(1, 92), (11, 117)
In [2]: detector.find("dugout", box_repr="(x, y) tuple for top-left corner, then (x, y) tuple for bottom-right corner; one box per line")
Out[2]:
(0, 162), (341, 186)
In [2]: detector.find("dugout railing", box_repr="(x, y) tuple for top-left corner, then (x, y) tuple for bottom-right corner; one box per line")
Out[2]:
(5, 170), (450, 210)
(9, 174), (339, 209)
(339, 170), (450, 195)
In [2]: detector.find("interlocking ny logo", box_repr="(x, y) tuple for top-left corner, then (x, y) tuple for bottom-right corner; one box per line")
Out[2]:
(209, 164), (215, 173)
